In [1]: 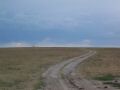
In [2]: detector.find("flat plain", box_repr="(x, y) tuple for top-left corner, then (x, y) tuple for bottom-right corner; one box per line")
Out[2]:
(0, 47), (120, 90)
(0, 47), (87, 90)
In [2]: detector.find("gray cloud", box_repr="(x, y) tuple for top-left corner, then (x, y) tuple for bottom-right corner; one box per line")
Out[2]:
(1, 0), (120, 30)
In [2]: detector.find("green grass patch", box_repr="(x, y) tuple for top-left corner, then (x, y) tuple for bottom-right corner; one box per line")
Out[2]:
(94, 74), (120, 89)
(94, 74), (115, 81)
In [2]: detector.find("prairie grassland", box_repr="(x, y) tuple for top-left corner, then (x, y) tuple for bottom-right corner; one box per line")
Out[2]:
(0, 47), (87, 90)
(77, 48), (120, 78)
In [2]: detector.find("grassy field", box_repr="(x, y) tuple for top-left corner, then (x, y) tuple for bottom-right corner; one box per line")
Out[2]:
(77, 48), (120, 78)
(0, 47), (87, 90)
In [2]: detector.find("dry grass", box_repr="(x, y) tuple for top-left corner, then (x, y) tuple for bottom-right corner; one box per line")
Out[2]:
(0, 47), (87, 90)
(77, 48), (120, 78)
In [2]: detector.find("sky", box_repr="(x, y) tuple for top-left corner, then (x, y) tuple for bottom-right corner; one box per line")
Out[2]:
(0, 0), (120, 47)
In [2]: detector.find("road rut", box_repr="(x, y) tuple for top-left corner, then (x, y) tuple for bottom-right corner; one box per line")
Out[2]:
(42, 51), (100, 90)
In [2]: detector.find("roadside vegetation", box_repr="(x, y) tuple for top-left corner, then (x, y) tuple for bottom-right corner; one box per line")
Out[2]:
(77, 48), (120, 89)
(94, 74), (116, 81)
(94, 74), (120, 89)
(0, 47), (87, 90)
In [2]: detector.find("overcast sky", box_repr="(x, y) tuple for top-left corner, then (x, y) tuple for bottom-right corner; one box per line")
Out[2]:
(0, 0), (120, 47)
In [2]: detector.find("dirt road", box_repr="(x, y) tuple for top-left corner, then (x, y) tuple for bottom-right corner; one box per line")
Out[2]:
(43, 51), (96, 90)
(42, 51), (101, 90)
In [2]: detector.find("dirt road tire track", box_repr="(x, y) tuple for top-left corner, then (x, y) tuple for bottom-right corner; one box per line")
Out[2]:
(42, 51), (99, 90)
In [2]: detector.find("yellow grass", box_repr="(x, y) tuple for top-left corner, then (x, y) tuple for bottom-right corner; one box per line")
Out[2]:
(0, 47), (87, 90)
(77, 48), (120, 78)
